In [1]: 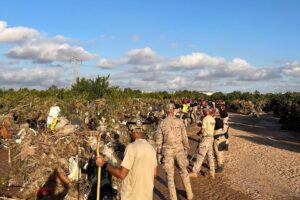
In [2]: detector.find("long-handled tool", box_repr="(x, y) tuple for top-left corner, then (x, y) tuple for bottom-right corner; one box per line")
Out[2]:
(96, 131), (102, 200)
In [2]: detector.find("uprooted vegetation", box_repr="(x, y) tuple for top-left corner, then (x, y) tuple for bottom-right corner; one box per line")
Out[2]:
(0, 76), (300, 199)
(1, 76), (300, 131)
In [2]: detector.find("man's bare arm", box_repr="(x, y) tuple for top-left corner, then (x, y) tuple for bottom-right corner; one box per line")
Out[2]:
(106, 165), (129, 180)
(96, 156), (129, 180)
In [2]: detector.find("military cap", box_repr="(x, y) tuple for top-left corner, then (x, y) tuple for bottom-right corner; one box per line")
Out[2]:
(164, 103), (175, 112)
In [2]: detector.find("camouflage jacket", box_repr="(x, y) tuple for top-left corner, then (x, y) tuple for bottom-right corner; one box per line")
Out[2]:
(156, 116), (189, 152)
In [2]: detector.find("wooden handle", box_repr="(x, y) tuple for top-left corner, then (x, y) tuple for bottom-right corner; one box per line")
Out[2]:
(96, 131), (102, 200)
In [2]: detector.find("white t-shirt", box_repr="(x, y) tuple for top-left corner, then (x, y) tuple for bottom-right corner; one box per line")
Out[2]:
(121, 139), (157, 200)
(202, 115), (216, 136)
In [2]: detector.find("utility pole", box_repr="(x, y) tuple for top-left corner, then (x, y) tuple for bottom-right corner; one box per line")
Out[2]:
(70, 56), (82, 85)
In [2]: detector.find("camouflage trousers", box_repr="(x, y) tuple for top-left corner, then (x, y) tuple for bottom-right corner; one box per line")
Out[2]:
(223, 117), (229, 132)
(192, 137), (215, 174)
(163, 148), (193, 200)
(180, 113), (189, 127)
(190, 111), (198, 124)
(214, 136), (225, 167)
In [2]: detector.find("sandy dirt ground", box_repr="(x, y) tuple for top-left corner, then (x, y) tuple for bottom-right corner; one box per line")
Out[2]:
(1, 112), (300, 199)
(154, 113), (300, 200)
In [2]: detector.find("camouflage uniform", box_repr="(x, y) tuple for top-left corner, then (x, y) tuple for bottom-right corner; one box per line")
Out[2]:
(192, 137), (215, 175)
(214, 115), (229, 171)
(222, 116), (229, 132)
(156, 116), (193, 200)
(190, 106), (198, 124)
(213, 129), (225, 167)
(192, 115), (215, 177)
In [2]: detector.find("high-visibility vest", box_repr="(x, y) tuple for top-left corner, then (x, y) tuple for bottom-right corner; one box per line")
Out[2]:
(182, 104), (189, 113)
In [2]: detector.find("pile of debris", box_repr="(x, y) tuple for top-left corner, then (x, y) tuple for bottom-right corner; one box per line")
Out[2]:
(0, 99), (164, 200)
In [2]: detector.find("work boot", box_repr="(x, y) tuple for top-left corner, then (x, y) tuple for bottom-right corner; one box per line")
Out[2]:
(216, 165), (224, 173)
(189, 172), (198, 178)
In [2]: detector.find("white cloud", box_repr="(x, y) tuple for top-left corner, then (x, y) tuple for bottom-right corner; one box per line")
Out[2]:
(98, 47), (286, 92)
(0, 21), (40, 43)
(238, 69), (268, 81)
(196, 69), (214, 78)
(127, 47), (156, 58)
(96, 47), (281, 84)
(227, 58), (251, 72)
(6, 42), (96, 63)
(0, 66), (66, 88)
(168, 76), (186, 89)
(97, 47), (159, 68)
(1, 20), (95, 63)
(281, 61), (300, 77)
(171, 52), (226, 69)
(97, 58), (127, 69)
(126, 47), (159, 65)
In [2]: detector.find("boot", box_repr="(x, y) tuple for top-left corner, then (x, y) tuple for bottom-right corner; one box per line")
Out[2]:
(216, 165), (224, 173)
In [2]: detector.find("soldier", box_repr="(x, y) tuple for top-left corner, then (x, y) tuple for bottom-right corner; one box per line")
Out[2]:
(213, 110), (228, 173)
(216, 104), (230, 173)
(220, 104), (229, 132)
(96, 117), (157, 200)
(190, 102), (198, 124)
(189, 107), (216, 179)
(174, 103), (182, 118)
(156, 103), (193, 200)
(181, 99), (190, 126)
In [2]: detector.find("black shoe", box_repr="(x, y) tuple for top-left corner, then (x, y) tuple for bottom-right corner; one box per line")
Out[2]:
(216, 166), (224, 173)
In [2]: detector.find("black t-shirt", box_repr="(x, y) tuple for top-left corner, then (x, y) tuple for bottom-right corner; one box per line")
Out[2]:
(220, 109), (228, 118)
(214, 118), (224, 130)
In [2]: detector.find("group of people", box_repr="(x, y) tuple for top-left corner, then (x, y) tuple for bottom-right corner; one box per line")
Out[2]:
(96, 100), (229, 200)
(189, 104), (229, 179)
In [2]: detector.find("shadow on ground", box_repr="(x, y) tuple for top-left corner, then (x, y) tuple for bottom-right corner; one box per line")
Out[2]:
(229, 113), (300, 153)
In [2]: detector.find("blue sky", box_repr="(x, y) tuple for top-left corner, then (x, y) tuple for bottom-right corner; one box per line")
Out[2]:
(0, 0), (300, 92)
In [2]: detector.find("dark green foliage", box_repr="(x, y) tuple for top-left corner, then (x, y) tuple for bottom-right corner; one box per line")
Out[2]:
(225, 91), (300, 131)
(71, 75), (111, 99)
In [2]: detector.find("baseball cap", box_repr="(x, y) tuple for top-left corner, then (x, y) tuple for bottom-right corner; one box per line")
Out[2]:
(126, 116), (145, 132)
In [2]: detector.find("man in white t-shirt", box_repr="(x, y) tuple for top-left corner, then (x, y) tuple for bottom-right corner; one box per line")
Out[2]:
(189, 107), (216, 179)
(96, 117), (157, 200)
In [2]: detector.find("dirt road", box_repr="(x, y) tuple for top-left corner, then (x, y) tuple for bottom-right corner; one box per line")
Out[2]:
(154, 113), (300, 200)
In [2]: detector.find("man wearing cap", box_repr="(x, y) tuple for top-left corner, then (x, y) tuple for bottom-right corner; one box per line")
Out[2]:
(220, 104), (229, 133)
(156, 103), (193, 200)
(96, 117), (157, 200)
(189, 107), (216, 179)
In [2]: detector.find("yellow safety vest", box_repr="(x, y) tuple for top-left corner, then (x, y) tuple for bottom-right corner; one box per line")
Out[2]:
(182, 104), (189, 113)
